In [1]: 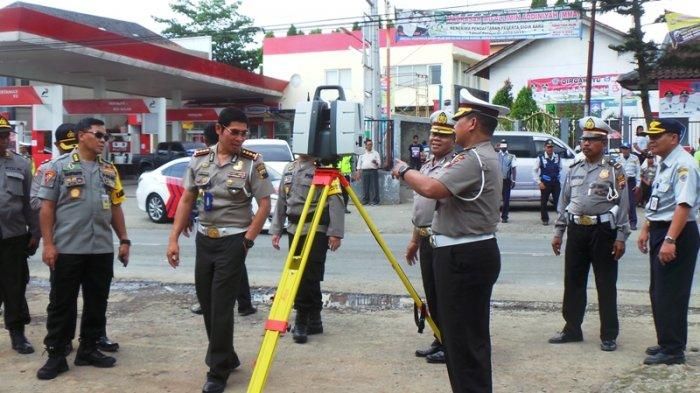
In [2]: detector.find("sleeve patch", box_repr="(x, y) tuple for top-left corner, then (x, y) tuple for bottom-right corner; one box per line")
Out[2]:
(677, 167), (689, 182)
(42, 169), (57, 188)
(255, 163), (268, 179)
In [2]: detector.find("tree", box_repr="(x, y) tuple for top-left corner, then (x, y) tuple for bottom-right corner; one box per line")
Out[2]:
(153, 0), (260, 71)
(309, 28), (323, 35)
(531, 0), (548, 8)
(264, 31), (275, 38)
(511, 87), (539, 119)
(287, 24), (305, 36)
(555, 0), (568, 5)
(492, 79), (514, 109)
(596, 0), (659, 124)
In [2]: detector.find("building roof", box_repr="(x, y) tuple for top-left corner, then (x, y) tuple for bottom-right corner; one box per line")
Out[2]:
(0, 2), (288, 100)
(264, 28), (490, 57)
(464, 18), (627, 79)
(617, 67), (700, 90)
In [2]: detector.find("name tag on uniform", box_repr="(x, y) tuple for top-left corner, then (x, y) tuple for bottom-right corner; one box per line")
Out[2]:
(657, 182), (670, 192)
(649, 196), (659, 212)
(101, 194), (110, 209)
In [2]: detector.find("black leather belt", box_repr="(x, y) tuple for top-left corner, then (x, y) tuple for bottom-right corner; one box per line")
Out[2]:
(289, 210), (330, 226)
(648, 221), (671, 230)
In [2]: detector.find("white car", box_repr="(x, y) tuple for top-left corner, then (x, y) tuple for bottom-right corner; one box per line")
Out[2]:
(243, 138), (294, 175)
(136, 157), (281, 231)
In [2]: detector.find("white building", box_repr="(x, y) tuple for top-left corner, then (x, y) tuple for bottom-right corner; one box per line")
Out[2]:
(263, 30), (491, 117)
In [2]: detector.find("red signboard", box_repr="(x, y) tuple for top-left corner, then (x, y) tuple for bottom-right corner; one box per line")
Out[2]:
(64, 99), (152, 114)
(166, 108), (219, 121)
(0, 87), (43, 105)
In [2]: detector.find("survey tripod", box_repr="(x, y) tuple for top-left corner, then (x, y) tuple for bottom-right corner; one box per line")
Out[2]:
(247, 167), (441, 392)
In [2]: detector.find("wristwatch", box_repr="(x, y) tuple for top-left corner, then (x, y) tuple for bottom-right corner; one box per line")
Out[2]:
(243, 238), (255, 249)
(398, 165), (412, 179)
(120, 239), (131, 246)
(663, 235), (675, 244)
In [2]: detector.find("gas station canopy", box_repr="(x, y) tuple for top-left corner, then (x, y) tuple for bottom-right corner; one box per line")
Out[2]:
(0, 2), (288, 101)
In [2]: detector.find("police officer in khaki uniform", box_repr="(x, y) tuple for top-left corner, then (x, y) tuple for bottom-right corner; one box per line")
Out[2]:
(405, 110), (455, 364)
(0, 115), (38, 355)
(167, 107), (274, 393)
(37, 118), (130, 380)
(550, 116), (630, 352)
(637, 119), (699, 365)
(393, 89), (506, 393)
(269, 155), (344, 344)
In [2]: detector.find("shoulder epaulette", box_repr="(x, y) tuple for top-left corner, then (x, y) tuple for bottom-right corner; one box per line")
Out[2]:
(240, 147), (260, 161)
(40, 158), (51, 165)
(193, 148), (211, 157)
(97, 156), (113, 165)
(569, 159), (583, 168)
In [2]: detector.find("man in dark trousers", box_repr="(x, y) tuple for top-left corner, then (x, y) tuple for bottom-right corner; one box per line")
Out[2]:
(550, 116), (630, 352)
(167, 108), (273, 393)
(37, 118), (130, 379)
(404, 109), (455, 364)
(534, 139), (562, 225)
(393, 89), (507, 392)
(497, 139), (517, 223)
(408, 134), (423, 169)
(0, 115), (39, 356)
(637, 119), (699, 365)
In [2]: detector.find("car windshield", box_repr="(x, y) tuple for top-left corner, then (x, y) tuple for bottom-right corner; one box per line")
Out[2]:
(249, 145), (293, 161)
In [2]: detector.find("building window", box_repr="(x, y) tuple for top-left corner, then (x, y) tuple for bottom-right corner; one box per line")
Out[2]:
(428, 64), (441, 85)
(325, 69), (351, 92)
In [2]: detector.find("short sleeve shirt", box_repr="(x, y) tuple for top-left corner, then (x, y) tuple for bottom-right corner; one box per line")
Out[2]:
(412, 154), (450, 227)
(184, 144), (274, 228)
(432, 141), (501, 236)
(645, 145), (700, 221)
(0, 151), (33, 238)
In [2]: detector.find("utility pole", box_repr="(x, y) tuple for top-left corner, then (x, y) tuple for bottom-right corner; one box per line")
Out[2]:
(584, 0), (597, 116)
(365, 0), (382, 140)
(384, 0), (392, 121)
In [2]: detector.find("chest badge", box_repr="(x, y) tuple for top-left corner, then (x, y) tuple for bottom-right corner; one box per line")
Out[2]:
(70, 187), (81, 199)
(599, 169), (609, 179)
(233, 160), (244, 170)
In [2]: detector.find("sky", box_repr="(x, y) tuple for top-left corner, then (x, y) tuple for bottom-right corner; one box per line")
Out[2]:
(0, 0), (698, 44)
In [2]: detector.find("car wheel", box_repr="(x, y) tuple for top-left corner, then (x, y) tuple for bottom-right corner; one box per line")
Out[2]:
(147, 194), (167, 223)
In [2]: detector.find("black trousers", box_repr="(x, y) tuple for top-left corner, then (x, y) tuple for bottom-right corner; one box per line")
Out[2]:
(501, 179), (512, 221)
(288, 232), (328, 313)
(44, 253), (113, 349)
(341, 175), (351, 208)
(0, 234), (31, 331)
(361, 169), (380, 205)
(649, 221), (699, 355)
(419, 236), (440, 337)
(626, 177), (638, 226)
(237, 264), (253, 312)
(562, 223), (619, 341)
(433, 238), (501, 393)
(540, 181), (560, 222)
(195, 233), (246, 382)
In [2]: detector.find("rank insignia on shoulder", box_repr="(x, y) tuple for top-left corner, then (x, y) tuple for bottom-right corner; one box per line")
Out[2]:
(569, 159), (583, 168)
(255, 162), (268, 179)
(193, 148), (211, 157)
(241, 148), (260, 161)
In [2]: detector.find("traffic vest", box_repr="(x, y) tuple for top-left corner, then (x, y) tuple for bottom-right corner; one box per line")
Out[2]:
(339, 156), (352, 175)
(539, 153), (560, 183)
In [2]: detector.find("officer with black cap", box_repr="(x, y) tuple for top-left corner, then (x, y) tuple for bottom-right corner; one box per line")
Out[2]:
(534, 138), (562, 225)
(497, 139), (516, 223)
(549, 116), (630, 352)
(0, 114), (39, 355)
(405, 109), (456, 364)
(393, 89), (506, 393)
(637, 119), (699, 365)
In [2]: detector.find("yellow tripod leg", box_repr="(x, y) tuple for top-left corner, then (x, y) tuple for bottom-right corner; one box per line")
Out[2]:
(344, 185), (441, 343)
(247, 183), (331, 393)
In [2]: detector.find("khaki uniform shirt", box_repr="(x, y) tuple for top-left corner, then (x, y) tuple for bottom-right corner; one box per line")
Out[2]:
(554, 157), (631, 242)
(38, 151), (125, 254)
(645, 145), (700, 222)
(0, 150), (37, 239)
(183, 144), (274, 228)
(432, 141), (502, 237)
(270, 159), (344, 237)
(412, 154), (451, 227)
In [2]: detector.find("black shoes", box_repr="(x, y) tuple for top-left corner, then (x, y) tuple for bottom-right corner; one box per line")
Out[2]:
(10, 330), (34, 354)
(37, 355), (69, 380)
(74, 347), (116, 368)
(548, 331), (583, 344)
(202, 380), (226, 393)
(307, 310), (323, 335)
(600, 340), (617, 351)
(97, 336), (119, 352)
(191, 303), (203, 315)
(643, 352), (685, 365)
(238, 306), (257, 316)
(645, 345), (662, 356)
(542, 220), (550, 226)
(415, 339), (442, 357)
(501, 218), (508, 223)
(426, 350), (446, 364)
(292, 312), (309, 344)
(64, 341), (74, 357)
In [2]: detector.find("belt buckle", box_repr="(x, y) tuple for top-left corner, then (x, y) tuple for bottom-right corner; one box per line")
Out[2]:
(429, 235), (437, 248)
(206, 227), (220, 238)
(418, 227), (431, 237)
(579, 215), (594, 226)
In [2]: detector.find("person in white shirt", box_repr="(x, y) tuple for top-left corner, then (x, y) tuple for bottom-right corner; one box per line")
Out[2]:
(355, 139), (381, 205)
(618, 143), (641, 229)
(632, 125), (649, 162)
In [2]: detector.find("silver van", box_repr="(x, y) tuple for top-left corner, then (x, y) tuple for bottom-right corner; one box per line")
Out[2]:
(492, 131), (576, 202)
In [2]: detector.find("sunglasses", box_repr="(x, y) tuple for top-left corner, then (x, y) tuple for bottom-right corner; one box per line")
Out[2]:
(84, 131), (111, 141)
(222, 126), (249, 138)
